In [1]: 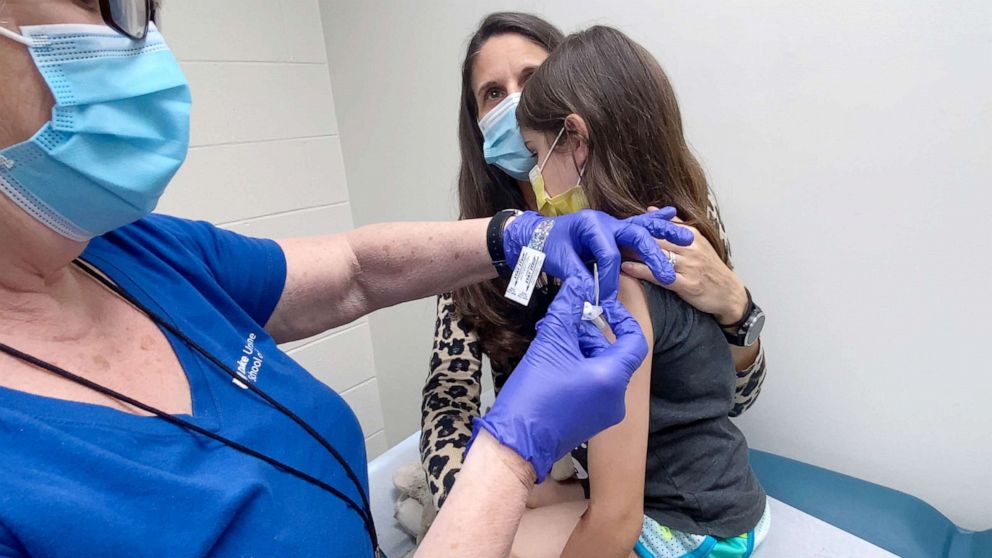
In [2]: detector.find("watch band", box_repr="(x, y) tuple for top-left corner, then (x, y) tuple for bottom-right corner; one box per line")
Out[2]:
(487, 209), (522, 279)
(722, 289), (762, 347)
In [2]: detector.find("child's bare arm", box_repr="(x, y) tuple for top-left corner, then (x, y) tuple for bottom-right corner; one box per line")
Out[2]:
(561, 274), (653, 558)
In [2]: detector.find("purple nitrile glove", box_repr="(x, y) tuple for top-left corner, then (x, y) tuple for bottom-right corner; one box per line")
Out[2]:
(502, 208), (692, 303)
(470, 279), (649, 482)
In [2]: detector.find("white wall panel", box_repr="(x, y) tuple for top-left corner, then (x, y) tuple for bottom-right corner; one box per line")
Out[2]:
(159, 1), (384, 453)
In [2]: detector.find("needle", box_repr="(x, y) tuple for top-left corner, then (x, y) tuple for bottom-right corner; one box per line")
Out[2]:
(593, 263), (600, 307)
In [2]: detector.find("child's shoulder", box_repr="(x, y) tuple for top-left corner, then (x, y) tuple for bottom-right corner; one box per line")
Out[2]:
(639, 281), (724, 351)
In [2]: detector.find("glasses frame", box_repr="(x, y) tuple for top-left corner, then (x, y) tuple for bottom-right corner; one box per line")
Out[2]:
(98, 0), (154, 40)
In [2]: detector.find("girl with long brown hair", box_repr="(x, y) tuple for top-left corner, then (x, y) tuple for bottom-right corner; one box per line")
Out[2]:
(420, 12), (769, 521)
(507, 25), (769, 558)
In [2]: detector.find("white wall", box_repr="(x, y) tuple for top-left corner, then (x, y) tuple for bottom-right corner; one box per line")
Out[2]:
(155, 0), (387, 460)
(319, 0), (485, 449)
(320, 0), (992, 528)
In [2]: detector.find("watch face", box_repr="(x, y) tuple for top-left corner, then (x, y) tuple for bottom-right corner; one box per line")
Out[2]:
(744, 312), (765, 347)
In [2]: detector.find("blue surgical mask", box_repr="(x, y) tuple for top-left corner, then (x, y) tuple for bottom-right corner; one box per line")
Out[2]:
(478, 92), (535, 181)
(0, 23), (191, 240)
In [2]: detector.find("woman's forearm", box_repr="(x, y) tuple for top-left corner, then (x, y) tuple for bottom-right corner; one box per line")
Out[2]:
(269, 218), (498, 342)
(420, 293), (484, 509)
(347, 219), (496, 312)
(712, 272), (762, 372)
(417, 430), (535, 558)
(731, 343), (767, 416)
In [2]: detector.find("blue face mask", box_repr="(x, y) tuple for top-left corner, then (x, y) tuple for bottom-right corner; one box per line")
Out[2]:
(478, 92), (535, 181)
(0, 23), (191, 240)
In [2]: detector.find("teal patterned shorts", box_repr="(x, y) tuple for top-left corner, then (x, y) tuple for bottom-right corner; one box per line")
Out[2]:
(633, 502), (771, 558)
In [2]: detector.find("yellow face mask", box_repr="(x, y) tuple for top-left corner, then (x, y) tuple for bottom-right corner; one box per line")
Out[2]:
(528, 127), (589, 217)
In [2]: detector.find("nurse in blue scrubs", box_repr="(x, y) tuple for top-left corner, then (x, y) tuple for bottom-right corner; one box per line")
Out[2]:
(0, 2), (690, 557)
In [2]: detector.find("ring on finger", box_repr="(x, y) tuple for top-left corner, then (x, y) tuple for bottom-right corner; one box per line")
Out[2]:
(666, 249), (677, 271)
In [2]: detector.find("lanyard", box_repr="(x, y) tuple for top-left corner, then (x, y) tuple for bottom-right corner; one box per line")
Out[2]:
(0, 260), (380, 557)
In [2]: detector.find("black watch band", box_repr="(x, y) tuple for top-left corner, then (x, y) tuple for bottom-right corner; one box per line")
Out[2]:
(487, 209), (521, 279)
(721, 289), (765, 347)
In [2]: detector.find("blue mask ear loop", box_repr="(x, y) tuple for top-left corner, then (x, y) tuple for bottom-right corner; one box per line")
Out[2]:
(0, 23), (43, 47)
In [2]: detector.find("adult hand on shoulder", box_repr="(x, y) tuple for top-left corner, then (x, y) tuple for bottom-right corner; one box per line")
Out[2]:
(470, 279), (648, 481)
(503, 208), (693, 303)
(621, 207), (748, 326)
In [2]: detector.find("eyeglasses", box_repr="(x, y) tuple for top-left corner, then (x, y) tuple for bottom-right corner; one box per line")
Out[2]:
(99, 0), (155, 41)
(0, 0), (155, 46)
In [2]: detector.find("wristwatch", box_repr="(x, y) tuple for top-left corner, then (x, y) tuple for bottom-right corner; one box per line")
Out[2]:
(487, 209), (524, 279)
(721, 289), (765, 347)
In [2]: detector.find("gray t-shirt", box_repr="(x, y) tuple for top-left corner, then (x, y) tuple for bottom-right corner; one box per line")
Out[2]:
(640, 282), (766, 537)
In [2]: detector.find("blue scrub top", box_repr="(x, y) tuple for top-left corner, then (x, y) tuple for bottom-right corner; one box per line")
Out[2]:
(0, 215), (373, 557)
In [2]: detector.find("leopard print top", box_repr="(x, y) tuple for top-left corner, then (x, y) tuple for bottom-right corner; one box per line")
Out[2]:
(420, 196), (767, 509)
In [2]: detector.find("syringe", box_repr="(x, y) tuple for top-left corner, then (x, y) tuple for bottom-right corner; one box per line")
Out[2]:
(581, 263), (611, 335)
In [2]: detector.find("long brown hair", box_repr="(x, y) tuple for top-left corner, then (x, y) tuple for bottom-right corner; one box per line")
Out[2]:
(452, 13), (564, 371)
(518, 25), (727, 264)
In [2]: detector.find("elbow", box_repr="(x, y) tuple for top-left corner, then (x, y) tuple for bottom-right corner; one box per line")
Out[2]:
(586, 504), (644, 551)
(618, 511), (644, 550)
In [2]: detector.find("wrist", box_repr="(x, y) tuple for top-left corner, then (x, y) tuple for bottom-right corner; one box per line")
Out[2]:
(470, 429), (536, 490)
(717, 281), (749, 328)
(488, 209), (523, 279)
(500, 209), (541, 268)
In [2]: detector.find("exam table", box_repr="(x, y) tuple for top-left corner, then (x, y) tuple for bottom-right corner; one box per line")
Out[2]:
(367, 433), (991, 557)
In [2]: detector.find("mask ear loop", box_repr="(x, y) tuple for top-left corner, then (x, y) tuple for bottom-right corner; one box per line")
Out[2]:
(571, 146), (587, 188)
(538, 125), (568, 173)
(0, 25), (42, 48)
(0, 23), (36, 46)
(564, 122), (588, 189)
(553, 120), (587, 188)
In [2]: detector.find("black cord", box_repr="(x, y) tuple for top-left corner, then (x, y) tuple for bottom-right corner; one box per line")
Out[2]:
(0, 341), (373, 532)
(0, 260), (380, 555)
(73, 261), (375, 520)
(72, 260), (379, 553)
